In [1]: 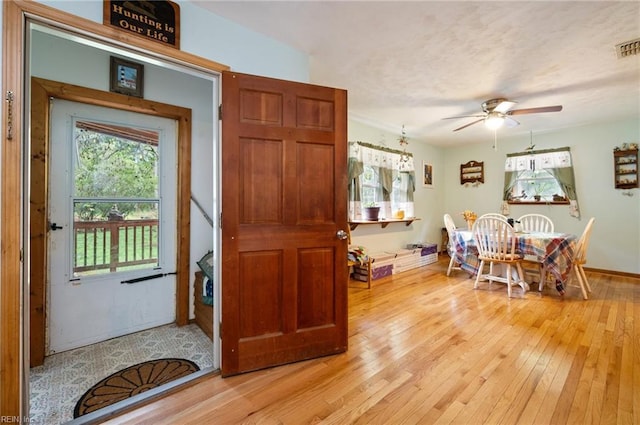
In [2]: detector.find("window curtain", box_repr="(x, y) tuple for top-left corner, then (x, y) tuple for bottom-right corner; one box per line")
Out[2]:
(501, 147), (580, 218)
(348, 141), (415, 220)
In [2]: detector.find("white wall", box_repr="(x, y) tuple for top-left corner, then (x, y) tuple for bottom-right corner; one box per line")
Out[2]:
(34, 0), (309, 82)
(349, 117), (640, 274)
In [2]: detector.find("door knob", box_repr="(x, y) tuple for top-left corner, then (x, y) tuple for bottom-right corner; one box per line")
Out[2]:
(49, 222), (63, 231)
(336, 230), (348, 240)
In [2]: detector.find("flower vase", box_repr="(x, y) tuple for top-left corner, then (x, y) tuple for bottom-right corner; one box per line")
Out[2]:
(466, 219), (475, 230)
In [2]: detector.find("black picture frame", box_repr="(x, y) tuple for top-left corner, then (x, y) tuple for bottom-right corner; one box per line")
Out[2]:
(110, 56), (144, 97)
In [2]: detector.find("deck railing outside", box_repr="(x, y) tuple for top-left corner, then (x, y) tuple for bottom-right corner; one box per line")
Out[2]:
(74, 219), (159, 274)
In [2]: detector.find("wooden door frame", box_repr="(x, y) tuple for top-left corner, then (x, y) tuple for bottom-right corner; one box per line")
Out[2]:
(1, 0), (229, 416)
(29, 77), (193, 366)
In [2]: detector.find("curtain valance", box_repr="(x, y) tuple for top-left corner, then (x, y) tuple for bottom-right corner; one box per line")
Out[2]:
(348, 141), (415, 172)
(505, 147), (572, 172)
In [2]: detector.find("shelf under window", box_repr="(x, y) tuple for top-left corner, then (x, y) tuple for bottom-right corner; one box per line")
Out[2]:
(349, 218), (420, 230)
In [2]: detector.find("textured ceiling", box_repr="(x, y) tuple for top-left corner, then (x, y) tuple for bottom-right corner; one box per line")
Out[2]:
(194, 1), (640, 146)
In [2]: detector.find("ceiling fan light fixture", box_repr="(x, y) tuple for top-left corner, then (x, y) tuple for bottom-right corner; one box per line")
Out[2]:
(484, 112), (505, 130)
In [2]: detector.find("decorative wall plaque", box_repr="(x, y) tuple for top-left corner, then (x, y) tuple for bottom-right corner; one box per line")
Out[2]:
(103, 1), (180, 48)
(460, 160), (484, 185)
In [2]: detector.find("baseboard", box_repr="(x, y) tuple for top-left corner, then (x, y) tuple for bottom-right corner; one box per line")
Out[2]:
(584, 267), (640, 280)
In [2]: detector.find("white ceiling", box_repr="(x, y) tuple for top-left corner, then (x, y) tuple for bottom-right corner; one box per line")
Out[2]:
(193, 1), (640, 146)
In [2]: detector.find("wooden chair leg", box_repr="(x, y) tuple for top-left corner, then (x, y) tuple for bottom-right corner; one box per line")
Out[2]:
(516, 263), (526, 287)
(574, 264), (589, 299)
(506, 264), (512, 298)
(538, 265), (546, 292)
(447, 255), (455, 276)
(578, 265), (591, 293)
(473, 260), (485, 289)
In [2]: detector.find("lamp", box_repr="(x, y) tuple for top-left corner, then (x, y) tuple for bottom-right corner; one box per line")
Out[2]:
(484, 111), (505, 130)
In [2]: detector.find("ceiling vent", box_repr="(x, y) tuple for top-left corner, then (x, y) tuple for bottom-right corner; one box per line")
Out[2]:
(616, 38), (640, 58)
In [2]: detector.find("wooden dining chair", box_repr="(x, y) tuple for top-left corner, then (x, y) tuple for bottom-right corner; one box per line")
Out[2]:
(443, 214), (462, 276)
(518, 213), (554, 289)
(570, 217), (595, 299)
(479, 213), (507, 219)
(518, 213), (554, 232)
(472, 216), (525, 298)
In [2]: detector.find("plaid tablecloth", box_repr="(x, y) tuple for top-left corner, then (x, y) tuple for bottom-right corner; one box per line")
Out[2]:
(451, 228), (481, 275)
(451, 229), (577, 292)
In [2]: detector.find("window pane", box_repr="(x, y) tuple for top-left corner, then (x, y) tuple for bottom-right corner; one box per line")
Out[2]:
(391, 172), (409, 211)
(510, 169), (566, 202)
(72, 121), (160, 277)
(74, 121), (159, 199)
(73, 201), (159, 277)
(360, 165), (381, 206)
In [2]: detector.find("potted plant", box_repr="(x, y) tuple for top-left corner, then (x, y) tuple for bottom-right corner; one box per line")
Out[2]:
(529, 180), (553, 201)
(363, 203), (380, 221)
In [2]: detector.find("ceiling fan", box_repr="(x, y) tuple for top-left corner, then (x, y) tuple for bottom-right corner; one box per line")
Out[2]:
(443, 98), (563, 132)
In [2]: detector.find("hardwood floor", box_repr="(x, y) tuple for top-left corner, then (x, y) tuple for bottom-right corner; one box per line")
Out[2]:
(103, 257), (639, 424)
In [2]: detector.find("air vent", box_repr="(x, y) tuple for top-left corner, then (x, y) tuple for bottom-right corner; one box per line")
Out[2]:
(616, 38), (640, 58)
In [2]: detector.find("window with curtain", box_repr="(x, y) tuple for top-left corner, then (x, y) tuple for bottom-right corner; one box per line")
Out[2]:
(348, 141), (415, 221)
(501, 147), (580, 218)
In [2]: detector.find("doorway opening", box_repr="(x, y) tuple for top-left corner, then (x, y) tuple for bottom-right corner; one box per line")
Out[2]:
(26, 22), (220, 424)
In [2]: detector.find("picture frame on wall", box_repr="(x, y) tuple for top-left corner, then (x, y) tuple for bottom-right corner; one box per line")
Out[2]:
(110, 56), (144, 97)
(423, 161), (434, 188)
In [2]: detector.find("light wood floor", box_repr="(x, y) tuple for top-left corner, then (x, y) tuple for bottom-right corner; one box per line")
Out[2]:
(103, 257), (639, 425)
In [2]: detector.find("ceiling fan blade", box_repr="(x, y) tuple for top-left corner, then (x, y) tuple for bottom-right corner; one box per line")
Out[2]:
(442, 114), (485, 120)
(508, 105), (563, 116)
(453, 118), (484, 132)
(505, 116), (519, 128)
(494, 100), (517, 114)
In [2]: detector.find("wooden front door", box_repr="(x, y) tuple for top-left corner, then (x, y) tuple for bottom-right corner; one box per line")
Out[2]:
(221, 71), (348, 376)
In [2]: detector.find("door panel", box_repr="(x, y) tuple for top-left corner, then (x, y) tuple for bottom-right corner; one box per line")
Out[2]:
(221, 71), (348, 376)
(48, 99), (177, 354)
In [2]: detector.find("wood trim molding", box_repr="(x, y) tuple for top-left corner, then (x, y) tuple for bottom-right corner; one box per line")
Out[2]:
(2, 1), (26, 418)
(2, 0), (223, 416)
(13, 0), (229, 73)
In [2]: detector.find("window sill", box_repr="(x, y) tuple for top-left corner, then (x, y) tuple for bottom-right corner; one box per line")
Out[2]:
(507, 200), (569, 205)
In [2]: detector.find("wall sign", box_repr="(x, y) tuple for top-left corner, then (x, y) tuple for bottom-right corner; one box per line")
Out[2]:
(103, 1), (180, 48)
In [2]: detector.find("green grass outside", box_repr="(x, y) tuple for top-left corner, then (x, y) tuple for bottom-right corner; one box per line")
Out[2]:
(75, 225), (159, 274)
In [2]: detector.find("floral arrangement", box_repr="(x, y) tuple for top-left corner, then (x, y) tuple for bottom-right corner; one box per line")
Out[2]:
(461, 210), (477, 221)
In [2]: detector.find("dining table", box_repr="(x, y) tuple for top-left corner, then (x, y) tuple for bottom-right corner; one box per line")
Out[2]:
(451, 227), (577, 294)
